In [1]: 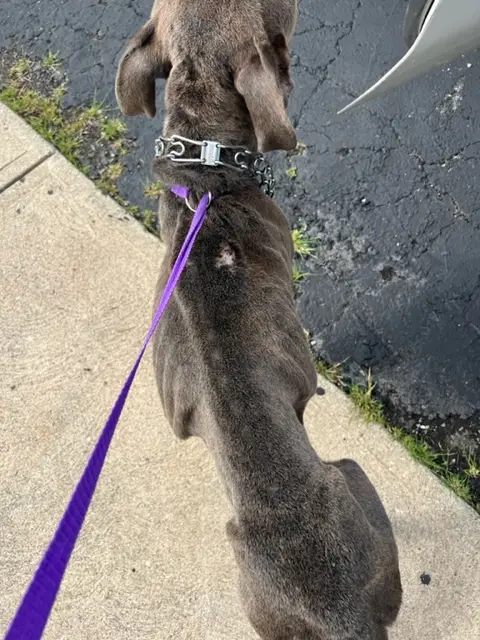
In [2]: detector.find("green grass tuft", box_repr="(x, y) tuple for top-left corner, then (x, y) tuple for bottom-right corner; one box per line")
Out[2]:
(443, 472), (473, 503)
(0, 55), (161, 236)
(465, 452), (480, 478)
(286, 166), (298, 179)
(292, 262), (309, 284)
(101, 117), (127, 141)
(122, 203), (158, 235)
(0, 82), (80, 164)
(143, 209), (157, 234)
(390, 428), (442, 471)
(292, 225), (315, 259)
(10, 58), (30, 80)
(125, 203), (142, 218)
(96, 163), (123, 196)
(82, 101), (103, 120)
(42, 51), (61, 70)
(315, 360), (345, 386)
(349, 371), (385, 424)
(144, 181), (164, 199)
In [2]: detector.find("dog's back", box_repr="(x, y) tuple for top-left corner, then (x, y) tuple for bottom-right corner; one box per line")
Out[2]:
(153, 189), (402, 639)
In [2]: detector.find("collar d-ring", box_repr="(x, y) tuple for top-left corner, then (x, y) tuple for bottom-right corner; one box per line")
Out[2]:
(184, 190), (213, 212)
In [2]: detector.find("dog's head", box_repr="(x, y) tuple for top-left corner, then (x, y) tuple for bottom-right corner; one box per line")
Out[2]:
(115, 16), (296, 152)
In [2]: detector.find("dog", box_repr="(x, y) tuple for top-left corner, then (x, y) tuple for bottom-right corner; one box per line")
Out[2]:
(115, 2), (402, 638)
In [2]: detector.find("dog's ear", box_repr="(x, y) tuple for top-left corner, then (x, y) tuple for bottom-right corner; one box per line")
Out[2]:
(115, 20), (170, 118)
(235, 37), (296, 152)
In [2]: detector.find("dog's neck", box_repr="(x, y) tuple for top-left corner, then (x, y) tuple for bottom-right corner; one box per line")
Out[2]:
(154, 80), (262, 196)
(163, 79), (258, 151)
(163, 118), (256, 153)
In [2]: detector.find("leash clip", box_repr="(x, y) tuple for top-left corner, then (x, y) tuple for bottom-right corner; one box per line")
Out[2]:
(184, 190), (213, 213)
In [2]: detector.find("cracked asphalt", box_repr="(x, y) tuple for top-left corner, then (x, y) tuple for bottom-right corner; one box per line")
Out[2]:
(2, 0), (480, 433)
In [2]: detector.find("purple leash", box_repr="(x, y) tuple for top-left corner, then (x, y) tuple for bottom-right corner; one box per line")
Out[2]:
(5, 186), (212, 640)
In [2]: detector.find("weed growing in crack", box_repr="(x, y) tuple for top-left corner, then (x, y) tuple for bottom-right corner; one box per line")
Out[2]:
(292, 262), (309, 284)
(391, 428), (443, 471)
(315, 360), (345, 387)
(292, 224), (315, 258)
(101, 117), (127, 141)
(349, 370), (385, 424)
(443, 472), (473, 503)
(42, 51), (61, 70)
(465, 451), (480, 478)
(286, 166), (298, 179)
(292, 224), (316, 288)
(144, 181), (164, 199)
(288, 141), (307, 156)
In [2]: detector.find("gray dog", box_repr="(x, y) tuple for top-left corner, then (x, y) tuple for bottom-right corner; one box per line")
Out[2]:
(116, 1), (402, 638)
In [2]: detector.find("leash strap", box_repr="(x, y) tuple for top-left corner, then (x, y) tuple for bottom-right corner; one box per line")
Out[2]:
(5, 187), (211, 640)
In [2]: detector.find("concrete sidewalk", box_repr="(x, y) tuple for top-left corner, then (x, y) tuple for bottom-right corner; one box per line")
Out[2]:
(1, 102), (479, 640)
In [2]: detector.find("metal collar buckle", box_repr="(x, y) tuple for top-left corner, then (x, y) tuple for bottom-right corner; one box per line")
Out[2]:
(154, 134), (275, 198)
(201, 140), (222, 166)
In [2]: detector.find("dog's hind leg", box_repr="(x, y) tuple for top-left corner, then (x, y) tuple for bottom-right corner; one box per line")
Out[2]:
(330, 458), (393, 532)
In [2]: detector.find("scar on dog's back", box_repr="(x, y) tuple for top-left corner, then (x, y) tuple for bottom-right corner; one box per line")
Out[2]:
(215, 242), (236, 268)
